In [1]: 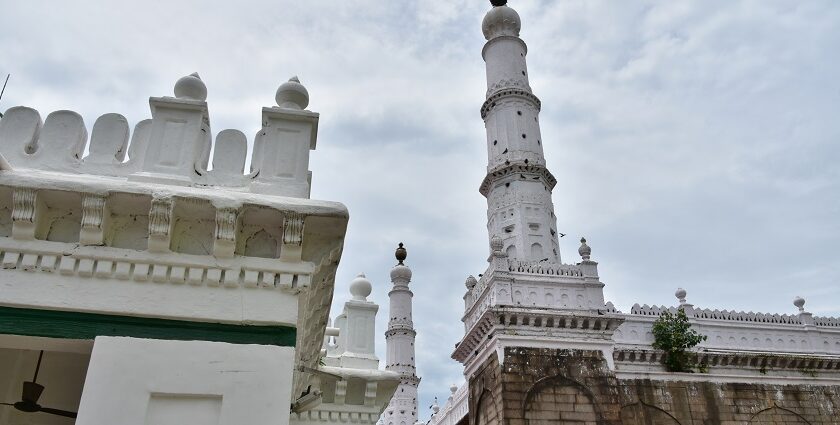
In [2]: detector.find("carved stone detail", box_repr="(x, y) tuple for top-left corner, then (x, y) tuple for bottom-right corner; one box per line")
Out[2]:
(11, 188), (38, 240)
(80, 194), (108, 245)
(213, 207), (237, 258)
(281, 212), (304, 261)
(214, 208), (237, 242)
(148, 198), (173, 252)
(283, 212), (304, 246)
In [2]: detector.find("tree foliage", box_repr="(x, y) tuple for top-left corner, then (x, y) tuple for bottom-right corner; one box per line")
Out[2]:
(651, 308), (707, 372)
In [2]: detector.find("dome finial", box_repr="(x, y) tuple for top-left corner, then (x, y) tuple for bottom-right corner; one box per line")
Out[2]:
(793, 296), (806, 312)
(465, 275), (478, 290)
(675, 288), (687, 305)
(395, 242), (407, 265)
(174, 72), (207, 101)
(482, 1), (520, 40)
(350, 273), (372, 301)
(578, 237), (591, 260)
(275, 76), (309, 110)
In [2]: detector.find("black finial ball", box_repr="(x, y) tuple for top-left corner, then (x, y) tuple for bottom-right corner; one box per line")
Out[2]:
(395, 242), (407, 265)
(490, 0), (507, 6)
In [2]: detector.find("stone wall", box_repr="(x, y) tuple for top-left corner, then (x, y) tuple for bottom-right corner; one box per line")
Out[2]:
(468, 347), (840, 425)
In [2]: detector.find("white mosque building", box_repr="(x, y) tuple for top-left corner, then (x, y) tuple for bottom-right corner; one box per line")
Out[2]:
(0, 70), (406, 424)
(428, 1), (840, 424)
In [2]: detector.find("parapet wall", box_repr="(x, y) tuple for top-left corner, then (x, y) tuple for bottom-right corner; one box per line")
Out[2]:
(0, 74), (317, 198)
(613, 290), (840, 360)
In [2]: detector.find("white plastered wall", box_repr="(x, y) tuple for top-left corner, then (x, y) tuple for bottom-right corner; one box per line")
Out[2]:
(76, 336), (294, 425)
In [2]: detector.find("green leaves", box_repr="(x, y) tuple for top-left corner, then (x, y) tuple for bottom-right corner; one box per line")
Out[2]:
(651, 308), (707, 372)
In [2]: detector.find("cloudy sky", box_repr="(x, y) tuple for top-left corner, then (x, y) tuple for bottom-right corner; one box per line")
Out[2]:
(1, 0), (839, 418)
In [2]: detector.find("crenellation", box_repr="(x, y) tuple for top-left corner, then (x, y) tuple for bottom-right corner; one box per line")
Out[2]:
(206, 129), (250, 185)
(0, 106), (42, 165)
(0, 74), (322, 197)
(34, 110), (88, 167)
(84, 113), (129, 166)
(125, 119), (152, 170)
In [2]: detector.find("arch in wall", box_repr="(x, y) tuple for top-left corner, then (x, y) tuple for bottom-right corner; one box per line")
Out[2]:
(522, 375), (601, 425)
(475, 389), (499, 425)
(748, 405), (812, 424)
(620, 400), (681, 425)
(530, 243), (543, 258)
(506, 245), (516, 258)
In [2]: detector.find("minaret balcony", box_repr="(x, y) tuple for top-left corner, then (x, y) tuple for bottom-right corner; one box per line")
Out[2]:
(481, 88), (541, 120)
(479, 162), (557, 197)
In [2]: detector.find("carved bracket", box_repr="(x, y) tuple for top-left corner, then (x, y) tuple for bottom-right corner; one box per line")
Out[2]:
(11, 188), (40, 240)
(148, 198), (173, 252)
(80, 194), (108, 245)
(213, 207), (238, 258)
(281, 212), (304, 261)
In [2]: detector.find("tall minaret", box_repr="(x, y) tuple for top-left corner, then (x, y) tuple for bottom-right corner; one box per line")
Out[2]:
(480, 0), (561, 263)
(383, 243), (420, 425)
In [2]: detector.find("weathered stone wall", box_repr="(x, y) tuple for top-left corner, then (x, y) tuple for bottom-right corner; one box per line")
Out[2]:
(468, 347), (840, 425)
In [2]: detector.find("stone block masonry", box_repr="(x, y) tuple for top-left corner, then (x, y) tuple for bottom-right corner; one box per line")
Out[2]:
(469, 347), (840, 425)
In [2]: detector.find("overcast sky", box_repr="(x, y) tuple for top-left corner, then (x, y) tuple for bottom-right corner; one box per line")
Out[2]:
(1, 0), (839, 419)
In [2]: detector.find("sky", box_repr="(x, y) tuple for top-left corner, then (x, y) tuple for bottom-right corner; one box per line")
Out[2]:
(1, 0), (839, 419)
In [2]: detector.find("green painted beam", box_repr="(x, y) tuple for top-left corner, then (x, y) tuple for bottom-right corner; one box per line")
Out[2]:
(0, 306), (296, 346)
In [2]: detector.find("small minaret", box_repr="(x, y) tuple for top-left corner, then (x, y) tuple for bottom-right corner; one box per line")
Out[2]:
(480, 0), (561, 263)
(383, 243), (420, 425)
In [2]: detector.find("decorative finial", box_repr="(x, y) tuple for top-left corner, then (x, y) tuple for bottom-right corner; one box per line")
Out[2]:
(350, 273), (372, 301)
(465, 275), (477, 290)
(793, 296), (806, 312)
(450, 383), (458, 394)
(395, 242), (407, 265)
(482, 0), (520, 40)
(578, 237), (591, 260)
(174, 72), (207, 101)
(275, 75), (309, 110)
(675, 288), (687, 305)
(490, 235), (503, 253)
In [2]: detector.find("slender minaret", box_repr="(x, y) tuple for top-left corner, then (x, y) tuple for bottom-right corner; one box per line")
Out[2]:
(383, 243), (420, 425)
(480, 0), (561, 263)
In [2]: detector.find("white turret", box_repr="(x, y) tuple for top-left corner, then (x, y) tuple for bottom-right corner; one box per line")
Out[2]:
(480, 0), (561, 263)
(383, 243), (420, 425)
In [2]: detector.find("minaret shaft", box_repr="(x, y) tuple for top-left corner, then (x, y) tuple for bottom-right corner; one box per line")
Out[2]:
(382, 245), (420, 425)
(481, 7), (561, 263)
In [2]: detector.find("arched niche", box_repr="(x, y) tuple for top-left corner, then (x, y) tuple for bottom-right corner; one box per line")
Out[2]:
(620, 400), (681, 425)
(475, 389), (499, 425)
(749, 405), (811, 424)
(530, 242), (543, 258)
(236, 205), (283, 259)
(522, 375), (601, 425)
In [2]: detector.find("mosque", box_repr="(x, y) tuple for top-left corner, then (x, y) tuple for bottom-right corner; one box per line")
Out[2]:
(0, 1), (838, 425)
